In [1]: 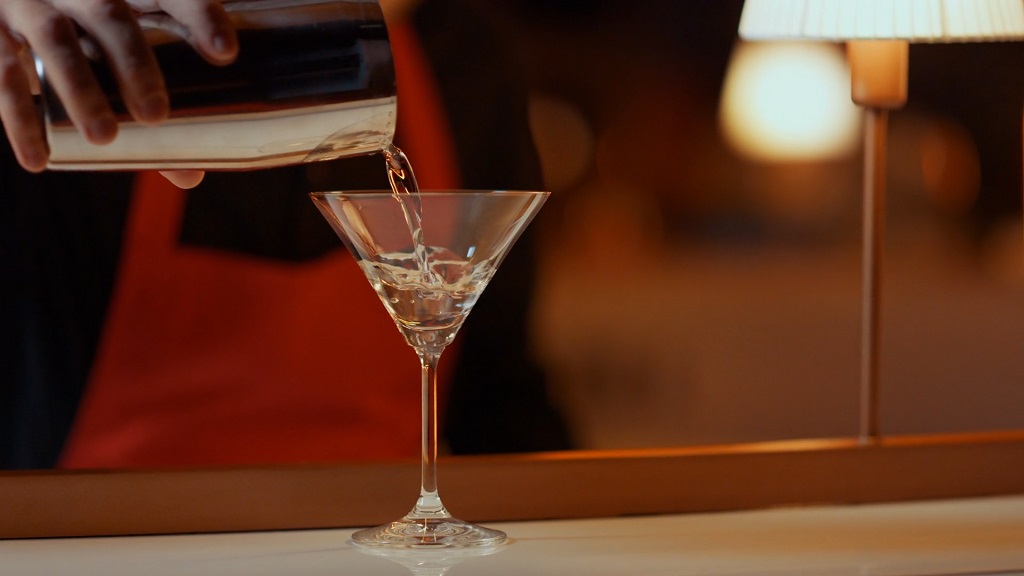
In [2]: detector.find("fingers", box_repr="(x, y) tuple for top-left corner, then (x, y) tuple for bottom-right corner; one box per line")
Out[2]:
(0, 0), (236, 173)
(55, 0), (170, 127)
(159, 1), (237, 64)
(160, 169), (205, 189)
(0, 27), (48, 171)
(134, 0), (237, 64)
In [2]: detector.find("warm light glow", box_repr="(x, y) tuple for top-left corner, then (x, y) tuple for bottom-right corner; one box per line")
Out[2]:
(719, 41), (860, 163)
(919, 118), (981, 214)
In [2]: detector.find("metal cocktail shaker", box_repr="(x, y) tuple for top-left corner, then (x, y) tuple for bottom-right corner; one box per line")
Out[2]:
(35, 0), (396, 170)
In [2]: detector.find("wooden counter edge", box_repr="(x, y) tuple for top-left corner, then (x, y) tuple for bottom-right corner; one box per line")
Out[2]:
(2, 430), (1022, 538)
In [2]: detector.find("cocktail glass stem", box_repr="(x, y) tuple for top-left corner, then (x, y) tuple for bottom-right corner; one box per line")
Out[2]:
(411, 349), (449, 520)
(350, 336), (507, 547)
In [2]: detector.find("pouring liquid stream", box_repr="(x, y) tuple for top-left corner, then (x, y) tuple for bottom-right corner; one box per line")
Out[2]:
(384, 144), (433, 284)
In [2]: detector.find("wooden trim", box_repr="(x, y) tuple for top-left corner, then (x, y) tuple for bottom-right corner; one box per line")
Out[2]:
(2, 431), (1022, 539)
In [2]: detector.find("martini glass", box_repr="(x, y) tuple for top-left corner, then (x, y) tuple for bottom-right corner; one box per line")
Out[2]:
(310, 190), (549, 549)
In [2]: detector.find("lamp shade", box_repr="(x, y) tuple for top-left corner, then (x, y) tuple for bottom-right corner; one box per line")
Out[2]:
(739, 0), (1024, 42)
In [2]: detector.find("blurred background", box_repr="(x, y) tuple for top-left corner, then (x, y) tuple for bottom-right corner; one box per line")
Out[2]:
(9, 0), (1021, 471)
(461, 0), (1024, 449)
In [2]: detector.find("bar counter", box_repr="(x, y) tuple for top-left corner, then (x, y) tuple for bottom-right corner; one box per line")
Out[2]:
(4, 495), (1023, 575)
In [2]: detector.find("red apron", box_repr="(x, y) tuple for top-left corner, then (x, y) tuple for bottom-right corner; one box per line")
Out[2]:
(60, 23), (459, 469)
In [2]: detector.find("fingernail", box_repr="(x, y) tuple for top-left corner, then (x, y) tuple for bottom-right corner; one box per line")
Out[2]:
(87, 116), (118, 143)
(212, 33), (237, 59)
(19, 147), (47, 172)
(139, 93), (169, 122)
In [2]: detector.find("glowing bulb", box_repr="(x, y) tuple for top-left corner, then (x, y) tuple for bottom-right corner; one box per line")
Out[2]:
(720, 41), (861, 163)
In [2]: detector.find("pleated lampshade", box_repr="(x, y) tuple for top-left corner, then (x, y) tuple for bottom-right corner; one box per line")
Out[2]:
(739, 0), (1024, 42)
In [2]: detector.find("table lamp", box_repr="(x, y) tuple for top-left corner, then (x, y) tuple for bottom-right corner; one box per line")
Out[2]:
(737, 0), (1024, 443)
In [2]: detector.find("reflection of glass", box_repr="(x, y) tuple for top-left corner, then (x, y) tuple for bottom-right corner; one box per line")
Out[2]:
(310, 190), (549, 548)
(357, 543), (504, 576)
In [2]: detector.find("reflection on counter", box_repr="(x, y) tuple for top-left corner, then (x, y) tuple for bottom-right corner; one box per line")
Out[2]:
(356, 543), (504, 576)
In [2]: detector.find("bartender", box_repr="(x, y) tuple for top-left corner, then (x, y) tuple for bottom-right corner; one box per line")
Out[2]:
(0, 0), (571, 470)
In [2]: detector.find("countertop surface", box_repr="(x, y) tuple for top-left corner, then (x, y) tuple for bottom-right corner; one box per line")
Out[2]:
(3, 495), (1023, 575)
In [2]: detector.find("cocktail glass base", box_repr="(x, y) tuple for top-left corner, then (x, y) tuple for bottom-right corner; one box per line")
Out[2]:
(351, 517), (507, 549)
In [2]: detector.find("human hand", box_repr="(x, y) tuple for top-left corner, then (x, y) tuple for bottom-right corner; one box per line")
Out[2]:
(0, 0), (238, 180)
(158, 169), (204, 189)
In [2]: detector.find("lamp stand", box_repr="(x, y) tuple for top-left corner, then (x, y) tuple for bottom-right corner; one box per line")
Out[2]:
(847, 40), (908, 445)
(860, 107), (887, 443)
